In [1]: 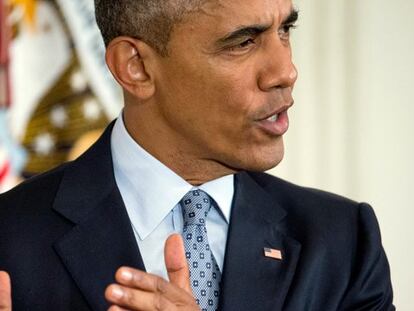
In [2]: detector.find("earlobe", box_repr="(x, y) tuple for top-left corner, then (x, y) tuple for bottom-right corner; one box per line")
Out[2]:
(105, 37), (155, 100)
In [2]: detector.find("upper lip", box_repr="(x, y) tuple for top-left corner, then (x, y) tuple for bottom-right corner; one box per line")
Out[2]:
(257, 101), (294, 121)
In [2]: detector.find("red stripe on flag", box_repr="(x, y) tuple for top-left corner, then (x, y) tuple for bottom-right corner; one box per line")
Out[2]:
(0, 161), (10, 182)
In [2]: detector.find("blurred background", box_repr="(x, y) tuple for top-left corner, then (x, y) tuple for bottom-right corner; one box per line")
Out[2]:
(0, 0), (412, 309)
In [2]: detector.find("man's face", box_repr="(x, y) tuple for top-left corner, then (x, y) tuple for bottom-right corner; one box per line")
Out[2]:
(154, 0), (297, 172)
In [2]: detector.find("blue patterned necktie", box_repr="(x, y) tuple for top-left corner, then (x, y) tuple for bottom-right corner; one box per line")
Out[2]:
(180, 189), (221, 311)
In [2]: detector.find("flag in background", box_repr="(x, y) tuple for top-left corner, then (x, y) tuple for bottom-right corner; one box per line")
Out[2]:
(0, 110), (27, 192)
(1, 0), (122, 190)
(0, 0), (27, 192)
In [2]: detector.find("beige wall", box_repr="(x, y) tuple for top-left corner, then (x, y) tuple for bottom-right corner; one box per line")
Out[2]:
(270, 0), (414, 309)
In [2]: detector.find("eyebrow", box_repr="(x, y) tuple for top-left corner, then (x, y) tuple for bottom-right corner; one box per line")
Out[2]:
(216, 25), (271, 46)
(216, 9), (299, 46)
(282, 9), (299, 25)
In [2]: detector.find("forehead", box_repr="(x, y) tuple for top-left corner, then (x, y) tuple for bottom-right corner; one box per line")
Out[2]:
(173, 0), (294, 44)
(199, 0), (292, 26)
(204, 0), (291, 18)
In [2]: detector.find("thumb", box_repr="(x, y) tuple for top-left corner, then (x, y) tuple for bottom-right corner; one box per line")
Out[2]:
(164, 234), (192, 294)
(0, 271), (11, 311)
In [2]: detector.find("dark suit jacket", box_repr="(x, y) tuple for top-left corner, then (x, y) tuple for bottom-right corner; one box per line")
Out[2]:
(0, 124), (394, 310)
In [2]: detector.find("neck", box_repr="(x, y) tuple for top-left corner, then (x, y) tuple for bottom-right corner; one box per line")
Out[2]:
(123, 104), (236, 186)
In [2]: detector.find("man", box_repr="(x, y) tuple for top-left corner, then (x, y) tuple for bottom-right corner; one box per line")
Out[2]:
(0, 0), (394, 310)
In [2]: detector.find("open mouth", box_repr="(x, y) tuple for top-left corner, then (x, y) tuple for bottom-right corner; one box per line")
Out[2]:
(266, 113), (279, 122)
(256, 105), (292, 136)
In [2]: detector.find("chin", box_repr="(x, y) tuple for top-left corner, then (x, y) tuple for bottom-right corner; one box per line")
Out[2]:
(225, 143), (285, 173)
(248, 155), (284, 172)
(249, 139), (285, 171)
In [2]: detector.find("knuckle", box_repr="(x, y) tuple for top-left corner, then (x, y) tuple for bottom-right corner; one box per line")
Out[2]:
(120, 288), (133, 305)
(153, 292), (162, 311)
(159, 296), (171, 310)
(153, 292), (170, 311)
(156, 277), (168, 294)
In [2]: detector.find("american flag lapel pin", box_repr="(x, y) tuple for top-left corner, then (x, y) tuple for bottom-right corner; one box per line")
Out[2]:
(264, 247), (283, 260)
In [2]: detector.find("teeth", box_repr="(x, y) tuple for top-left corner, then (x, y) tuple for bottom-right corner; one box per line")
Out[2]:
(266, 114), (279, 122)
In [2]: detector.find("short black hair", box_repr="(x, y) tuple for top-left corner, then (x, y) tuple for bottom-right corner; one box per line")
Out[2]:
(94, 0), (206, 56)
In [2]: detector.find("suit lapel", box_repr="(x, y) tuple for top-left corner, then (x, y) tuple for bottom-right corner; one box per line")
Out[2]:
(219, 172), (301, 311)
(52, 123), (145, 311)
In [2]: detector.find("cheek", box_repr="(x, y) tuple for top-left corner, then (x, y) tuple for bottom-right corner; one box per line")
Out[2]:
(204, 72), (258, 118)
(159, 58), (260, 141)
(196, 77), (265, 151)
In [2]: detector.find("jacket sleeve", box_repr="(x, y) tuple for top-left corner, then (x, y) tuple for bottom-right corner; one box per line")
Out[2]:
(339, 203), (395, 311)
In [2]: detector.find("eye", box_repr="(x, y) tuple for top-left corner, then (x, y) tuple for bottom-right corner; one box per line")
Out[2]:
(237, 38), (256, 48)
(225, 38), (256, 54)
(228, 38), (256, 51)
(278, 24), (297, 40)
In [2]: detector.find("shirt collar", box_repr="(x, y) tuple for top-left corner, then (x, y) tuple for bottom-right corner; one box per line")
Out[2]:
(199, 176), (233, 223)
(111, 115), (234, 240)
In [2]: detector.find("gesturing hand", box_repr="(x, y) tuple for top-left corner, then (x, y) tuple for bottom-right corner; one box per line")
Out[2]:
(105, 234), (199, 311)
(0, 271), (11, 311)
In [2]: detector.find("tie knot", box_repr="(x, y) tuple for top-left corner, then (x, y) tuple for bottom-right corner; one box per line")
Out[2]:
(180, 189), (211, 226)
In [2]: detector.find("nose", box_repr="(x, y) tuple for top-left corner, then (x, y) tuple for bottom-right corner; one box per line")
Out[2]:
(257, 38), (298, 91)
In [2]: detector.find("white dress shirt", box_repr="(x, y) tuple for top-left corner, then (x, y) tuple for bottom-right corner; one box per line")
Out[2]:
(111, 115), (234, 280)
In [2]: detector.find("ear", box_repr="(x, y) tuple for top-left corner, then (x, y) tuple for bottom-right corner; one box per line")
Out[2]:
(105, 37), (156, 100)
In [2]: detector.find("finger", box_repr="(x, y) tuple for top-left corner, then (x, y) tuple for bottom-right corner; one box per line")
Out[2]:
(106, 284), (176, 311)
(114, 267), (166, 292)
(0, 271), (11, 311)
(108, 305), (131, 311)
(113, 268), (196, 307)
(164, 234), (191, 293)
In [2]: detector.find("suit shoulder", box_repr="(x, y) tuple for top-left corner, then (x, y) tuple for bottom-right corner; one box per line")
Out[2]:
(246, 172), (382, 254)
(0, 162), (70, 214)
(247, 171), (361, 216)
